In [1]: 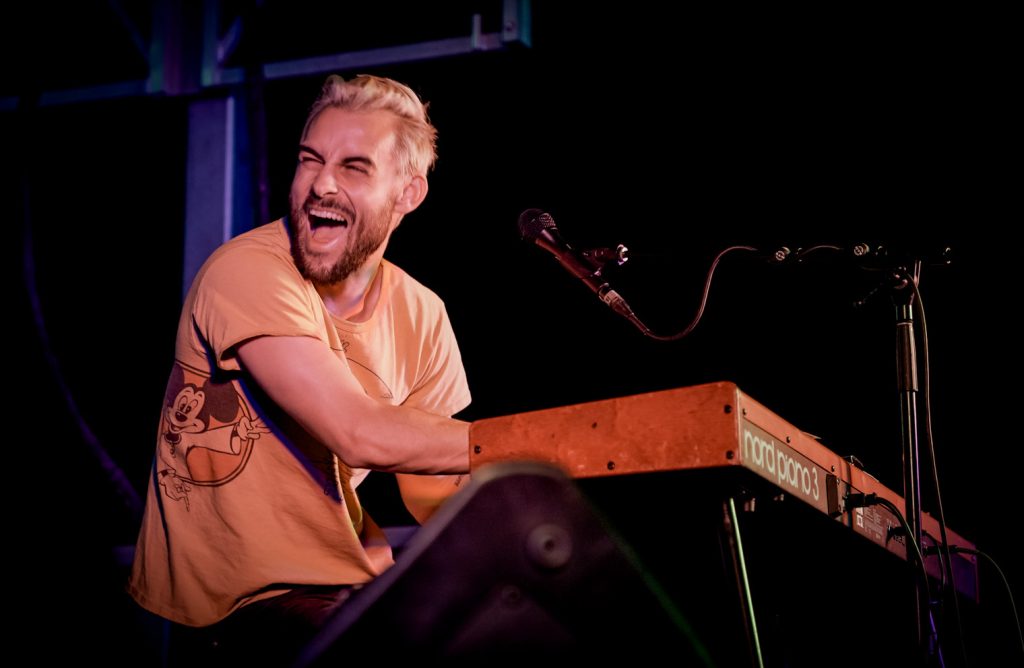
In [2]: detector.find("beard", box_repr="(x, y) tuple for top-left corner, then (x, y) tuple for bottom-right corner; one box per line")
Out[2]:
(288, 195), (393, 285)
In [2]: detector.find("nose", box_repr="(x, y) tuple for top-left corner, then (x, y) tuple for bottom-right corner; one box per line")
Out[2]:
(312, 166), (338, 198)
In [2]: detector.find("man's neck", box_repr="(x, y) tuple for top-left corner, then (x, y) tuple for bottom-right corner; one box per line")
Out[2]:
(315, 260), (384, 322)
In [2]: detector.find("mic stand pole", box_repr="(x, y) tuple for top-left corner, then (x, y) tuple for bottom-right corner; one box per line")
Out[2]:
(890, 259), (933, 662)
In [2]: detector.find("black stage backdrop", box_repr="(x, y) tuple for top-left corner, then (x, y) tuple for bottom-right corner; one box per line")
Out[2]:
(5, 3), (1017, 665)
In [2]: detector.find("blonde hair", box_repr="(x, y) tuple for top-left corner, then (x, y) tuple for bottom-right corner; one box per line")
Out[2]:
(303, 74), (438, 178)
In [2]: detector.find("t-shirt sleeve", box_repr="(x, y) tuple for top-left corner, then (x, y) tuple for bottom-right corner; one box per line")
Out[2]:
(404, 304), (471, 418)
(191, 245), (324, 371)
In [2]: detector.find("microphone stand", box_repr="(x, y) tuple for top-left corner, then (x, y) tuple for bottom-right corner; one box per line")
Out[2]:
(885, 259), (942, 664)
(554, 229), (950, 662)
(893, 262), (923, 620)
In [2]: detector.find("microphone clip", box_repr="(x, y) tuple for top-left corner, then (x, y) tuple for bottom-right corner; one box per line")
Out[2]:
(581, 244), (630, 272)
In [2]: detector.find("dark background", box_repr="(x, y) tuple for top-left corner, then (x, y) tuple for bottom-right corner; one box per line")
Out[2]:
(5, 2), (1018, 664)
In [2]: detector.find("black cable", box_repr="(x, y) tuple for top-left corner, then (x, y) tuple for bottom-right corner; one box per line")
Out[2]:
(922, 531), (948, 592)
(937, 546), (1024, 661)
(846, 492), (945, 665)
(847, 493), (932, 599)
(791, 243), (845, 260)
(629, 245), (757, 341)
(629, 242), (853, 341)
(898, 266), (969, 668)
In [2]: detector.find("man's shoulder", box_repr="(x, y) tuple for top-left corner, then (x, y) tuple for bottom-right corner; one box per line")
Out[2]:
(202, 220), (294, 276)
(385, 261), (446, 310)
(218, 219), (291, 258)
(186, 220), (304, 306)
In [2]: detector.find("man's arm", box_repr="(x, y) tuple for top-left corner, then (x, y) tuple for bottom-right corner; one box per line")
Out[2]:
(395, 473), (469, 524)
(236, 335), (470, 474)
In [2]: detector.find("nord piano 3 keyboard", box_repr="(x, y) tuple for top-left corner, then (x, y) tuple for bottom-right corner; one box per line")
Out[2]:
(470, 380), (978, 601)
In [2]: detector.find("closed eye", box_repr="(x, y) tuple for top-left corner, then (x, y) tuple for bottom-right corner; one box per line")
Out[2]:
(342, 157), (374, 174)
(297, 144), (325, 165)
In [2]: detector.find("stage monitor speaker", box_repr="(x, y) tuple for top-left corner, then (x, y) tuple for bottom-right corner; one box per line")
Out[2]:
(294, 462), (710, 665)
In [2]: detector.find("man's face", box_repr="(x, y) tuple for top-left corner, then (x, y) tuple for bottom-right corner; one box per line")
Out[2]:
(288, 107), (406, 285)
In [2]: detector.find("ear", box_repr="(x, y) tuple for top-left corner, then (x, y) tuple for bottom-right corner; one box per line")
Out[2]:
(393, 175), (428, 215)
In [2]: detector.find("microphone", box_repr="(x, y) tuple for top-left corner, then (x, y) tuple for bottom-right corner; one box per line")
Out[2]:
(518, 209), (638, 321)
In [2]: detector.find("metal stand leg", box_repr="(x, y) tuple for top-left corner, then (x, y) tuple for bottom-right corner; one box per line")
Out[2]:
(724, 496), (764, 668)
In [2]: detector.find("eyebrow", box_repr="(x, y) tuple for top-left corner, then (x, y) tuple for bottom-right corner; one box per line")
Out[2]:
(297, 144), (375, 170)
(297, 144), (324, 161)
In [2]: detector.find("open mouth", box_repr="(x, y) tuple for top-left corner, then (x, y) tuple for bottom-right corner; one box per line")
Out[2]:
(306, 207), (352, 244)
(308, 207), (349, 230)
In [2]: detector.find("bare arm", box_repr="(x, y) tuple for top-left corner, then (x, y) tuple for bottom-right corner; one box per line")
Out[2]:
(236, 335), (470, 474)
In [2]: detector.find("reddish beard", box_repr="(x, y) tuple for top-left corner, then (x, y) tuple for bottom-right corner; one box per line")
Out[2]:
(288, 196), (393, 285)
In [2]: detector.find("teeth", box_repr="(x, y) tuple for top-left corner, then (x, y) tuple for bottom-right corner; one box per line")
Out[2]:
(309, 208), (347, 223)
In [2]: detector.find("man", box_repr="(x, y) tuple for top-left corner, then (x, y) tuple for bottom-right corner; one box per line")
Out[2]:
(129, 74), (471, 663)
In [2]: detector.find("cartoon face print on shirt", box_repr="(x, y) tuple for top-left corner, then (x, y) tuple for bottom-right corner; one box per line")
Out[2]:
(157, 363), (270, 509)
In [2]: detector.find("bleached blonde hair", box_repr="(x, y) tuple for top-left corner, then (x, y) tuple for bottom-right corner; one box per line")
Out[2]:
(303, 74), (438, 178)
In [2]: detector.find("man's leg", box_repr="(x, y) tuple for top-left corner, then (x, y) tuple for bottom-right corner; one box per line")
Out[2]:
(168, 585), (357, 667)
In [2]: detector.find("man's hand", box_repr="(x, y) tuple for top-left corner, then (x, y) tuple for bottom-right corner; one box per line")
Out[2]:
(396, 473), (469, 524)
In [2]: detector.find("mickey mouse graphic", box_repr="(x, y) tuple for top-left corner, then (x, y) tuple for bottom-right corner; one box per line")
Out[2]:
(158, 363), (270, 509)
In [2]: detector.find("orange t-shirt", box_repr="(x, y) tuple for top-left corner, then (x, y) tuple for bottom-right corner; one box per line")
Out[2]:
(128, 220), (470, 626)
